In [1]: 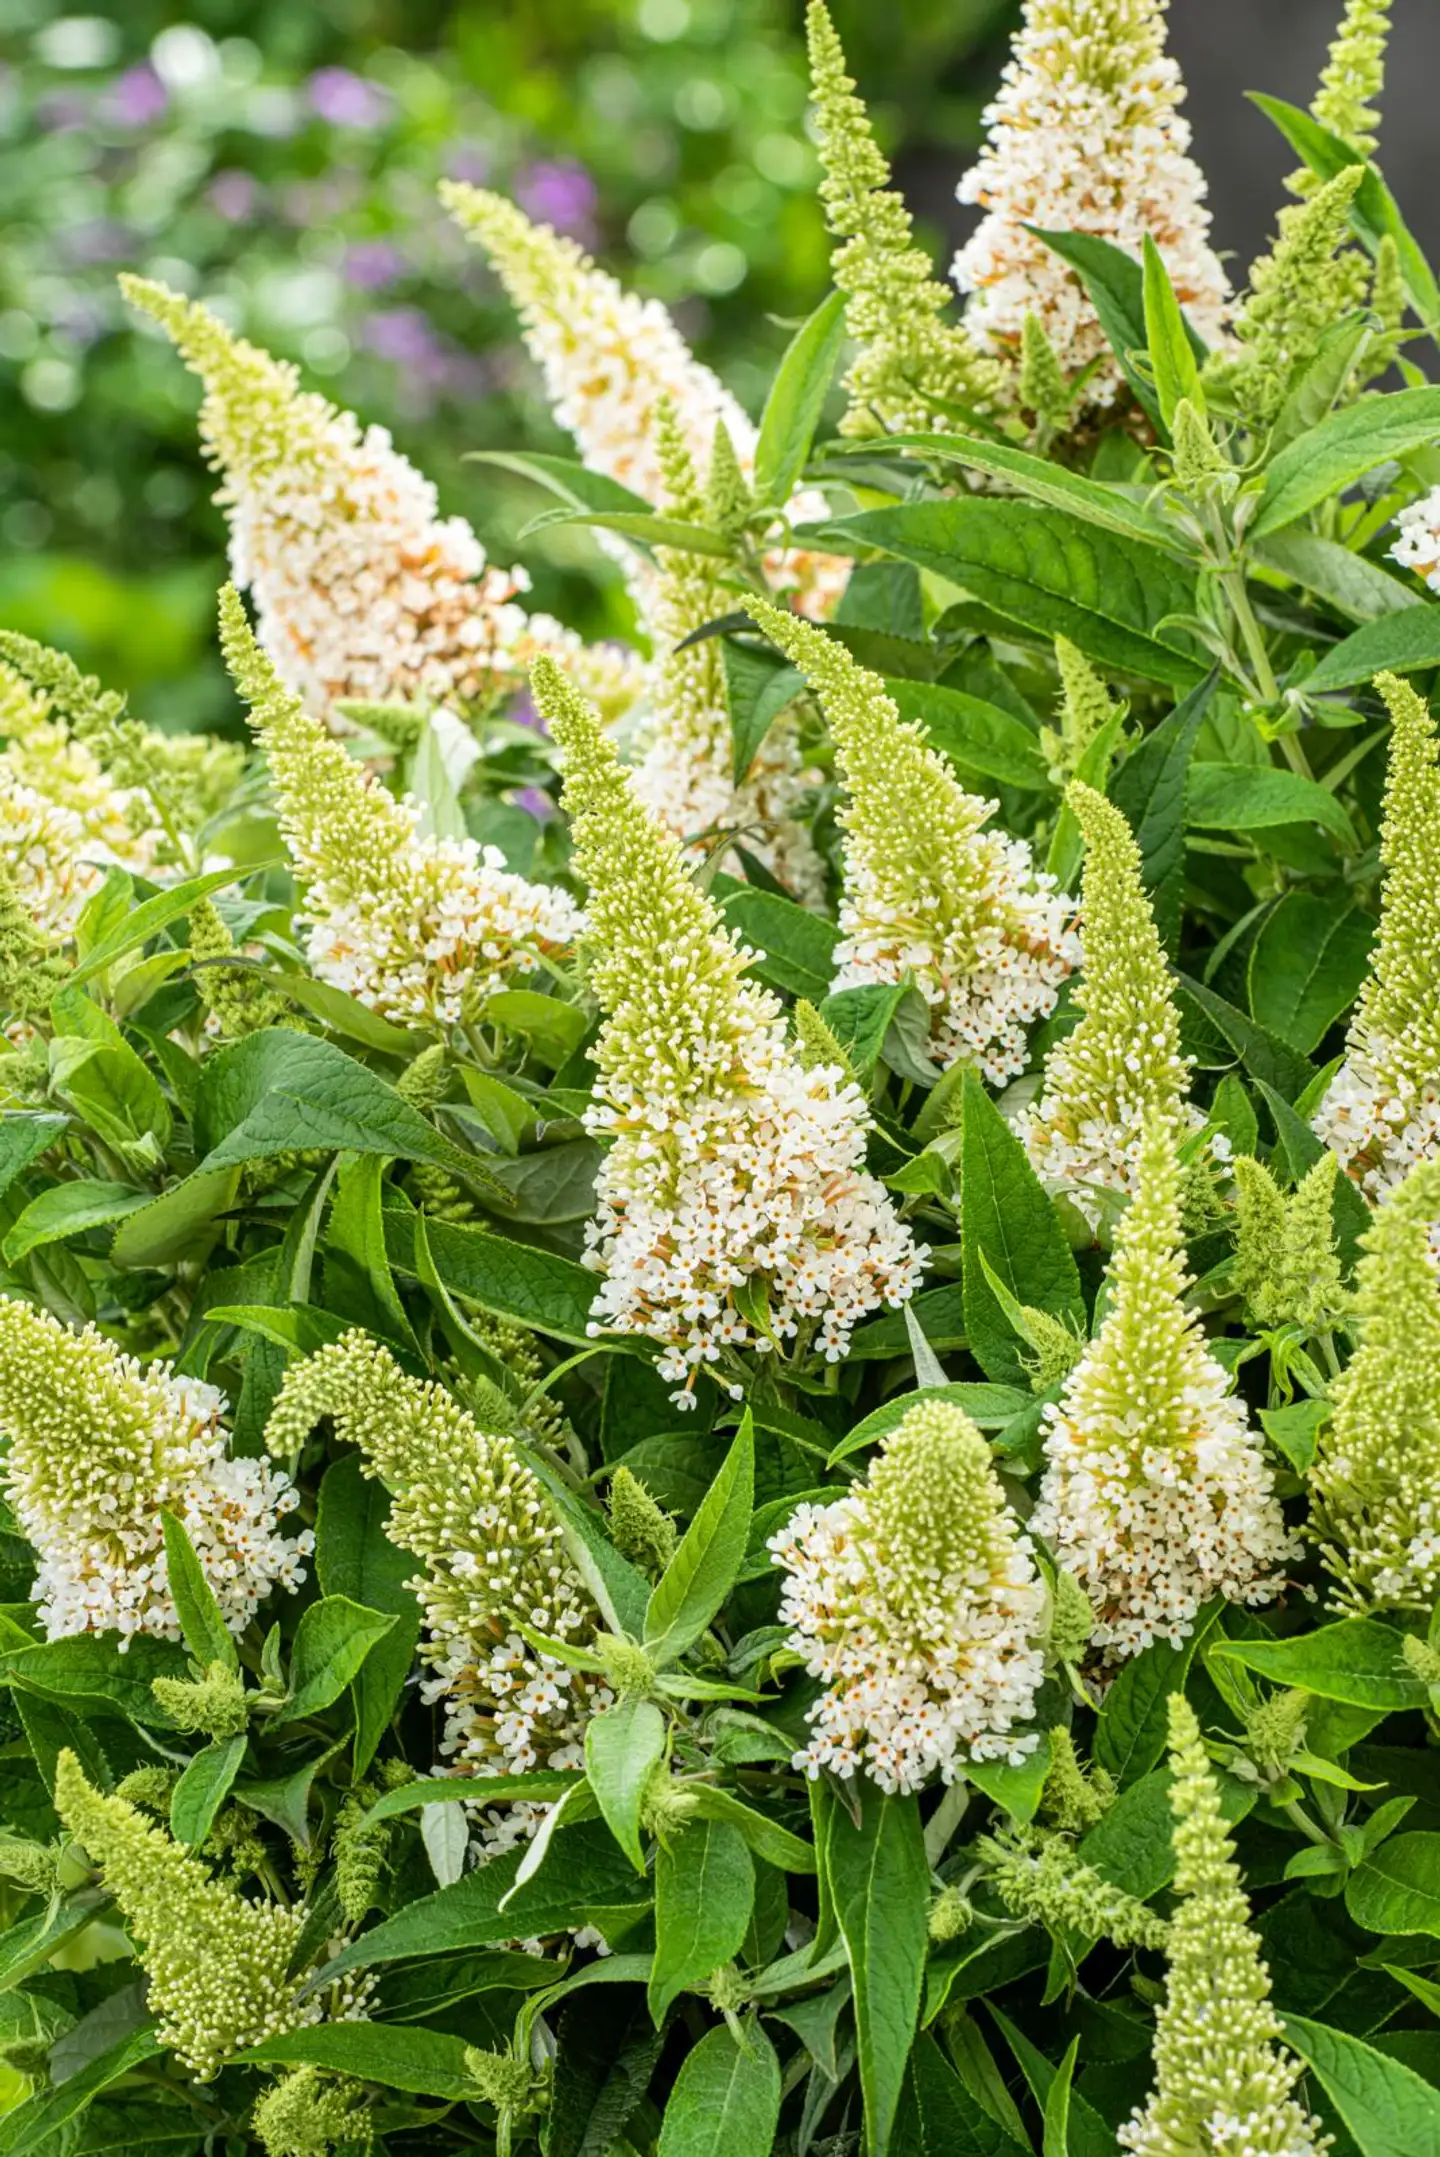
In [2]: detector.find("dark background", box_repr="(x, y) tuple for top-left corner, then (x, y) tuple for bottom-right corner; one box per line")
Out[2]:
(0, 0), (1432, 724)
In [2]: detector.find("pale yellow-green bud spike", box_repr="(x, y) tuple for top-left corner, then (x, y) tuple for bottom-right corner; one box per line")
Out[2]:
(792, 997), (854, 1082)
(1210, 164), (1368, 427)
(864, 1398), (1021, 1619)
(704, 418), (752, 543)
(252, 2067), (371, 2157)
(1169, 397), (1230, 491)
(1349, 672), (1440, 1085)
(606, 1464), (678, 1579)
(655, 397), (705, 525)
(530, 655), (758, 1094)
(218, 584), (412, 904)
(1121, 1697), (1324, 2154)
(1230, 1155), (1289, 1323)
(979, 1826), (1169, 1952)
(1019, 311), (1073, 434)
(1044, 638), (1121, 787)
(805, 0), (1003, 436)
(1274, 1150), (1349, 1332)
(0, 858), (65, 1020)
(151, 1662), (250, 1740)
(1041, 1725), (1115, 1836)
(1244, 1687), (1310, 1774)
(121, 276), (301, 489)
(1313, 1157), (1440, 1614)
(1311, 0), (1393, 159)
(54, 1751), (311, 2080)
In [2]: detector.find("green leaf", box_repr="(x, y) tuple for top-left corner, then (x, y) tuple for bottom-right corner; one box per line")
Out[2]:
(533, 507), (732, 557)
(271, 1597), (397, 1726)
(1283, 2011), (1440, 2156)
(644, 1415), (754, 1668)
(1300, 604), (1440, 693)
(109, 1167), (240, 1270)
(1109, 671), (1214, 953)
(315, 1455), (421, 1775)
(827, 1781), (929, 2157)
(262, 970), (420, 1054)
(384, 1209), (600, 1344)
(655, 2022), (781, 2157)
(1175, 973), (1316, 1102)
(325, 1153), (417, 1347)
(486, 988), (590, 1067)
(169, 1733), (246, 1848)
(850, 433), (1178, 552)
(0, 1113), (66, 1205)
(1187, 762), (1356, 849)
(0, 2023), (161, 2157)
(465, 448), (653, 518)
(1254, 1076), (1370, 1268)
(753, 288), (845, 508)
(685, 1785), (818, 1874)
(69, 865), (245, 986)
(966, 1733), (1053, 1826)
(831, 500), (1203, 688)
(1260, 1397), (1330, 1475)
(310, 1821), (648, 1986)
(194, 1029), (478, 1180)
(586, 1696), (666, 1873)
(1, 1179), (153, 1265)
(240, 2021), (480, 2098)
(0, 1634), (187, 1729)
(1247, 897), (1374, 1055)
(1143, 232), (1203, 429)
(1252, 388), (1440, 538)
(1095, 1602), (1220, 1787)
(1034, 226), (1203, 428)
(1256, 529), (1420, 622)
(159, 1510), (237, 1671)
(1042, 2037), (1080, 2157)
(827, 1383), (1032, 1466)
(1080, 1766), (1254, 1902)
(820, 981), (912, 1084)
(1347, 1834), (1440, 1938)
(527, 1451), (652, 1640)
(885, 676), (1050, 792)
(365, 1770), (581, 1824)
(959, 1069), (1083, 1385)
(893, 2034), (1030, 2156)
(1247, 93), (1440, 328)
(716, 881), (840, 1003)
(1209, 1620), (1427, 1711)
(722, 643), (803, 787)
(546, 1991), (668, 2157)
(649, 1817), (755, 2024)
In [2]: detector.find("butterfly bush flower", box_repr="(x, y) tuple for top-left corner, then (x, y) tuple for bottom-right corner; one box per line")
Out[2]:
(631, 409), (823, 903)
(530, 654), (924, 1408)
(54, 1753), (350, 2079)
(221, 587), (582, 1032)
(952, 0), (1229, 403)
(1018, 781), (1198, 1226)
(1313, 673), (1440, 1205)
(120, 276), (638, 725)
(751, 603), (1079, 1083)
(0, 769), (103, 945)
(0, 659), (160, 873)
(805, 2), (1002, 435)
(266, 1331), (609, 1847)
(1307, 0), (1393, 163)
(771, 1398), (1046, 1792)
(0, 1297), (309, 1646)
(1120, 1696), (1326, 2157)
(1033, 1118), (1292, 1661)
(1313, 1158), (1440, 1614)
(441, 183), (847, 621)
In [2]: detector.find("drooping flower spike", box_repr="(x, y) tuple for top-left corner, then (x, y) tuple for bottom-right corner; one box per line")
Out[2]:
(220, 585), (584, 1033)
(805, 1), (1003, 435)
(0, 1295), (309, 1645)
(953, 0), (1230, 405)
(1307, 0), (1393, 164)
(1119, 1696), (1326, 2156)
(121, 276), (638, 724)
(630, 408), (824, 902)
(529, 653), (925, 1407)
(1033, 1116), (1293, 1661)
(54, 1753), (349, 2079)
(748, 600), (1079, 1083)
(1312, 1156), (1440, 1615)
(441, 183), (847, 620)
(265, 1330), (607, 1842)
(1313, 673), (1440, 1201)
(1018, 780), (1198, 1225)
(771, 1397), (1047, 1793)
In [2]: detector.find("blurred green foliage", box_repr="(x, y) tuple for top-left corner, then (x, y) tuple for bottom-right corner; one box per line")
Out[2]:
(0, 0), (1015, 725)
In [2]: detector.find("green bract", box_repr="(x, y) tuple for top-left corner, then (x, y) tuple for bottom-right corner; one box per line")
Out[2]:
(5, 1), (1440, 2151)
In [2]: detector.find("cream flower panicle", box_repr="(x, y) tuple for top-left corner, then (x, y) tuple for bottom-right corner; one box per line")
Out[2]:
(1119, 1696), (1327, 2157)
(750, 601), (1079, 1083)
(220, 586), (583, 1033)
(54, 1754), (358, 2080)
(0, 1296), (309, 1646)
(805, 1), (1004, 435)
(952, 0), (1230, 404)
(0, 768), (104, 946)
(1017, 780), (1198, 1225)
(0, 658), (159, 873)
(120, 276), (638, 725)
(265, 1331), (608, 1851)
(1312, 1157), (1440, 1615)
(441, 183), (847, 621)
(1313, 673), (1440, 1205)
(530, 654), (925, 1408)
(630, 408), (824, 903)
(1033, 1117), (1293, 1661)
(771, 1397), (1047, 1793)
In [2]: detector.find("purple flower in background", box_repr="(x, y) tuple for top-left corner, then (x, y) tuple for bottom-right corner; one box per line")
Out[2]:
(362, 308), (446, 371)
(514, 785), (554, 822)
(515, 158), (598, 242)
(344, 240), (405, 291)
(446, 144), (491, 187)
(208, 169), (261, 224)
(64, 219), (135, 266)
(107, 64), (167, 129)
(510, 687), (541, 735)
(308, 67), (391, 131)
(36, 92), (88, 134)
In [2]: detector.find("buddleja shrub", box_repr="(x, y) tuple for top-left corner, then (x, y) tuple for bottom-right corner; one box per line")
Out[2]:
(6, 0), (1440, 2151)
